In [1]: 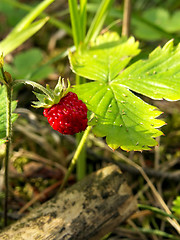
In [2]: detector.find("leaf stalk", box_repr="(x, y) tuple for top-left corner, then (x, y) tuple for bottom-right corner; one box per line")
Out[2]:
(13, 79), (54, 100)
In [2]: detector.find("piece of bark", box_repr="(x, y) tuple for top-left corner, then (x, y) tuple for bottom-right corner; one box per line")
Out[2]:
(0, 164), (137, 240)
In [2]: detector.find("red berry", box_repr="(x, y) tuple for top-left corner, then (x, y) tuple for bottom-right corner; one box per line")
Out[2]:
(43, 92), (88, 135)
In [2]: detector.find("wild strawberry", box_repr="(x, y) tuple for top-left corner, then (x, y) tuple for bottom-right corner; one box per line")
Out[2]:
(32, 77), (88, 134)
(43, 92), (88, 135)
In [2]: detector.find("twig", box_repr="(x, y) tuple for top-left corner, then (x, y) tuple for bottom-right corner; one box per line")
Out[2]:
(86, 145), (180, 182)
(14, 123), (63, 162)
(122, 0), (131, 37)
(11, 149), (67, 174)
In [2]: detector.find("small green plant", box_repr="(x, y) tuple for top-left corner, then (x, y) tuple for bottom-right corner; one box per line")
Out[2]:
(0, 0), (54, 226)
(69, 32), (180, 151)
(0, 0), (180, 238)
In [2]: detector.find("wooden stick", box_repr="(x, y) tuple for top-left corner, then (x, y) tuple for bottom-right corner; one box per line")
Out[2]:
(0, 165), (137, 240)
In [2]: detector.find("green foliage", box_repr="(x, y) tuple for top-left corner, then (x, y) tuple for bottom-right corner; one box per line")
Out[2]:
(143, 8), (180, 33)
(68, 0), (82, 47)
(70, 32), (140, 81)
(68, 0), (114, 48)
(0, 0), (54, 56)
(0, 85), (18, 145)
(172, 196), (180, 215)
(5, 48), (54, 81)
(132, 8), (180, 40)
(1, 0), (72, 36)
(0, 0), (25, 28)
(115, 40), (180, 101)
(69, 31), (180, 151)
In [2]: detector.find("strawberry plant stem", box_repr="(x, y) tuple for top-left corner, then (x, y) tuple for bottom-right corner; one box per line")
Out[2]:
(0, 66), (12, 226)
(76, 132), (86, 180)
(4, 85), (12, 227)
(13, 79), (54, 100)
(59, 125), (92, 191)
(76, 75), (87, 180)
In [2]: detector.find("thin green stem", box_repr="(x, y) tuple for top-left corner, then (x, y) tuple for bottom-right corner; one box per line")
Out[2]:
(138, 204), (180, 222)
(75, 75), (86, 180)
(59, 125), (92, 192)
(69, 0), (87, 181)
(76, 132), (86, 180)
(0, 66), (7, 85)
(4, 85), (12, 227)
(134, 228), (180, 240)
(13, 79), (54, 100)
(0, 67), (13, 227)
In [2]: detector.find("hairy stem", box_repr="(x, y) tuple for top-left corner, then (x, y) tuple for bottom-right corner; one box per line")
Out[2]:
(122, 0), (131, 37)
(1, 66), (13, 226)
(4, 85), (12, 226)
(59, 125), (92, 192)
(13, 79), (54, 100)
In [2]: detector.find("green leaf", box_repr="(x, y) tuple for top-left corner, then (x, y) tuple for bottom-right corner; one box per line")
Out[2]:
(0, 0), (54, 56)
(9, 0), (54, 34)
(69, 32), (140, 82)
(172, 196), (180, 215)
(142, 8), (180, 34)
(0, 85), (18, 145)
(114, 40), (180, 101)
(2, 0), (72, 35)
(14, 48), (43, 73)
(132, 17), (165, 41)
(131, 8), (180, 41)
(0, 18), (48, 56)
(72, 82), (164, 151)
(69, 32), (176, 151)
